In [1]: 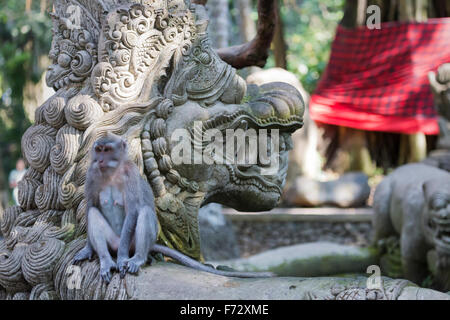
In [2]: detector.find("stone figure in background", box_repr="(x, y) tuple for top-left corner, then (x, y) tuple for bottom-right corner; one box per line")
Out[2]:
(8, 159), (27, 205)
(0, 0), (303, 299)
(283, 172), (370, 208)
(373, 163), (450, 290)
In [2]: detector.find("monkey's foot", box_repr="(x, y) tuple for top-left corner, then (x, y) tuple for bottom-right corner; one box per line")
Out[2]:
(117, 258), (128, 278)
(100, 259), (117, 284)
(73, 245), (94, 264)
(118, 257), (152, 278)
(124, 257), (147, 275)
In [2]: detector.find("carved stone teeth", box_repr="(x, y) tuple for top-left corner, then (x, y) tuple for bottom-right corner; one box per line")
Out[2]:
(144, 158), (158, 171)
(143, 151), (154, 159)
(142, 131), (150, 140)
(141, 140), (153, 152)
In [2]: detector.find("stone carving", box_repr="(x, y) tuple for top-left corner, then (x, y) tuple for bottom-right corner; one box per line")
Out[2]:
(0, 0), (304, 299)
(305, 278), (410, 300)
(373, 163), (450, 290)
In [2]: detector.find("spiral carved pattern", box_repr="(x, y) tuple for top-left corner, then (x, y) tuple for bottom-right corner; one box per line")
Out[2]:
(22, 238), (65, 286)
(21, 125), (57, 173)
(18, 178), (41, 211)
(65, 95), (104, 130)
(29, 283), (57, 300)
(35, 168), (63, 211)
(21, 223), (52, 245)
(1, 206), (23, 237)
(0, 245), (30, 293)
(50, 124), (83, 175)
(74, 199), (88, 237)
(13, 211), (41, 230)
(43, 96), (66, 129)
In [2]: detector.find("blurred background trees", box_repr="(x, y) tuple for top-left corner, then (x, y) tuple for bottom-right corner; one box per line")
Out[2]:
(0, 0), (52, 202)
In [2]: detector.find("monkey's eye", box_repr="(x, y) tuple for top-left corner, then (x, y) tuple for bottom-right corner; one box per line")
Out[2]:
(95, 146), (103, 152)
(104, 146), (112, 152)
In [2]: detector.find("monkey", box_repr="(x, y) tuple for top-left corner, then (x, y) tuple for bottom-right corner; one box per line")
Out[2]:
(73, 133), (274, 283)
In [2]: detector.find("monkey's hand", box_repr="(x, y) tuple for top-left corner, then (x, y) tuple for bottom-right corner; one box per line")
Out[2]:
(100, 258), (117, 284)
(73, 244), (95, 264)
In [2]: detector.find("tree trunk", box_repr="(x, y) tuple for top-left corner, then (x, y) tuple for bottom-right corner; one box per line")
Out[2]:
(272, 0), (287, 69)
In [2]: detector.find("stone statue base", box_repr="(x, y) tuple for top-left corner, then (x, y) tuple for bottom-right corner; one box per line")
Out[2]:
(124, 262), (449, 300)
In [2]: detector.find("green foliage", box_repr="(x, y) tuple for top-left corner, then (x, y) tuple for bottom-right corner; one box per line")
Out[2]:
(0, 1), (52, 187)
(267, 0), (345, 93)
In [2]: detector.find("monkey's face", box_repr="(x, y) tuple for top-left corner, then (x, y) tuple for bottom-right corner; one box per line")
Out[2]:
(92, 138), (125, 175)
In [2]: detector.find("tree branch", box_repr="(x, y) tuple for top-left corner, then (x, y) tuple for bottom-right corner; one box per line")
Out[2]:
(192, 0), (208, 5)
(216, 0), (277, 69)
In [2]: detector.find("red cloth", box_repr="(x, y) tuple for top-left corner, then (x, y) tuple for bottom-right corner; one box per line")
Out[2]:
(310, 18), (450, 134)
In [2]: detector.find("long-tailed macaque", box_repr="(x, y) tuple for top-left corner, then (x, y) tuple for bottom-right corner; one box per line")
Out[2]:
(73, 133), (274, 283)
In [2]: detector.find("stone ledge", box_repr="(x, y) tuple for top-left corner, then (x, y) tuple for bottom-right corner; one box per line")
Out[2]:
(131, 261), (450, 300)
(209, 242), (379, 277)
(223, 207), (373, 222)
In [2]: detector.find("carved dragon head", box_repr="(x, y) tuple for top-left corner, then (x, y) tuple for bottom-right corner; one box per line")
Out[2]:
(0, 0), (303, 299)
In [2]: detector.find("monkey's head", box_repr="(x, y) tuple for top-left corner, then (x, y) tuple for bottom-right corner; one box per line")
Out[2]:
(91, 133), (128, 175)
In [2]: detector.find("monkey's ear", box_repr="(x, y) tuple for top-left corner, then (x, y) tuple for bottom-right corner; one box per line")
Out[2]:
(121, 139), (127, 150)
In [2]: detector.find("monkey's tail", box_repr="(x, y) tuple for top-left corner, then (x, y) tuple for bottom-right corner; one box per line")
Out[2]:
(152, 244), (276, 278)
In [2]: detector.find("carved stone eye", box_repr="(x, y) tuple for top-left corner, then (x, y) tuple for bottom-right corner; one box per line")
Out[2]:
(58, 53), (72, 68)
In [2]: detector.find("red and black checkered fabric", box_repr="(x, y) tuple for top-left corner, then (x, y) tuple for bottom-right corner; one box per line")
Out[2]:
(310, 18), (450, 134)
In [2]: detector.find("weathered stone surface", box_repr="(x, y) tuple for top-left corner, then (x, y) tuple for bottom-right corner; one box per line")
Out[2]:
(199, 203), (240, 260)
(130, 261), (449, 300)
(210, 242), (378, 277)
(283, 172), (371, 207)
